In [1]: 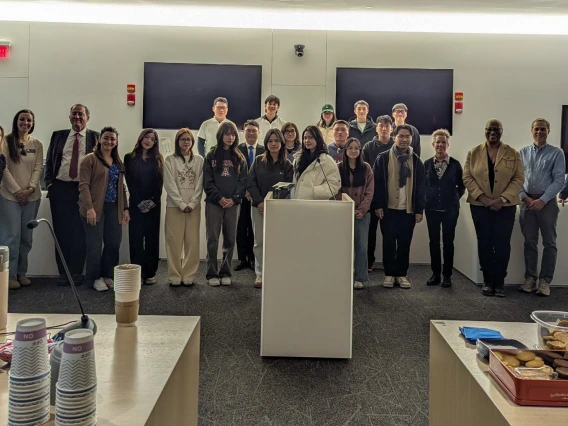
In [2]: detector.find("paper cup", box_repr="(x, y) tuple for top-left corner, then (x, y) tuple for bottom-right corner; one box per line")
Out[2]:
(115, 290), (140, 303)
(115, 299), (139, 327)
(57, 330), (96, 392)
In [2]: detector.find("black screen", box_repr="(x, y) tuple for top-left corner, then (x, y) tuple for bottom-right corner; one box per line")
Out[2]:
(143, 62), (262, 130)
(336, 68), (454, 134)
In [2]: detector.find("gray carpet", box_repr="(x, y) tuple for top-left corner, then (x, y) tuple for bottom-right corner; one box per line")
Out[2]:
(9, 261), (568, 426)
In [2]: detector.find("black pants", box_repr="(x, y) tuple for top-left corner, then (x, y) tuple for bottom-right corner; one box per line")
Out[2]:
(425, 208), (459, 277)
(470, 205), (516, 287)
(48, 180), (86, 276)
(236, 198), (254, 263)
(128, 203), (161, 279)
(82, 202), (122, 281)
(367, 211), (386, 267)
(382, 209), (416, 277)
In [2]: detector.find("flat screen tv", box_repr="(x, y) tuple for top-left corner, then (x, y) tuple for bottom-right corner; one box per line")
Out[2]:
(143, 62), (262, 130)
(335, 68), (454, 135)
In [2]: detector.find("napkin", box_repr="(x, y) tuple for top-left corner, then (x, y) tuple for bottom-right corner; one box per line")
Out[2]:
(459, 327), (504, 344)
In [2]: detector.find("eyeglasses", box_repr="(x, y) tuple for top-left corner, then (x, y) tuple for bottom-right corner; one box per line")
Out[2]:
(19, 143), (27, 156)
(396, 135), (412, 140)
(393, 109), (406, 114)
(485, 127), (502, 132)
(245, 129), (259, 134)
(214, 106), (227, 110)
(284, 130), (296, 134)
(179, 138), (193, 143)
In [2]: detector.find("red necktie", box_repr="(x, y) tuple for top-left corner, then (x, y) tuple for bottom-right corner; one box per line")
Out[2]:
(69, 133), (80, 179)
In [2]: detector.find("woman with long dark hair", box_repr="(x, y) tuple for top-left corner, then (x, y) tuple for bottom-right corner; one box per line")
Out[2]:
(292, 125), (340, 200)
(338, 138), (374, 289)
(316, 104), (336, 144)
(124, 129), (164, 285)
(79, 126), (130, 292)
(163, 128), (204, 287)
(203, 122), (247, 286)
(247, 129), (293, 288)
(281, 122), (301, 162)
(0, 110), (43, 289)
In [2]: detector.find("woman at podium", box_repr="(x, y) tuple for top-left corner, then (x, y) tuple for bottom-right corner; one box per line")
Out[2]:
(291, 126), (340, 200)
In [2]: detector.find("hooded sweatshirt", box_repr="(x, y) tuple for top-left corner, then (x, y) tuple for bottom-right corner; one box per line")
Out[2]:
(203, 147), (247, 205)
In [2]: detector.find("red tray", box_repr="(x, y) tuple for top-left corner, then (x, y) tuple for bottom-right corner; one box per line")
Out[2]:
(489, 349), (568, 406)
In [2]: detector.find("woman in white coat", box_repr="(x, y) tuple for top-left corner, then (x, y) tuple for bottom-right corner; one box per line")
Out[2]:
(292, 125), (341, 200)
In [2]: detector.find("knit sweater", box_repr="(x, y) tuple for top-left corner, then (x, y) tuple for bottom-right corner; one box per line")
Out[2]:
(163, 154), (204, 211)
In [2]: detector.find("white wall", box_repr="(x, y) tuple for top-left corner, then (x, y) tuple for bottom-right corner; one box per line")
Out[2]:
(1, 21), (568, 285)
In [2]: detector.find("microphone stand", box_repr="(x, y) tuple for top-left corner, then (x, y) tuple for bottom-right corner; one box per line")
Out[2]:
(27, 219), (96, 340)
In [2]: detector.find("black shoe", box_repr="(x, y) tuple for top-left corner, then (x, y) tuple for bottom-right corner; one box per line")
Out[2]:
(249, 260), (255, 271)
(57, 274), (69, 286)
(481, 284), (494, 296)
(234, 261), (249, 271)
(427, 274), (441, 286)
(494, 285), (506, 298)
(442, 276), (452, 288)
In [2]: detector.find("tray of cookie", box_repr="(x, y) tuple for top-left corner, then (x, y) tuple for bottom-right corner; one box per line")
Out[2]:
(489, 348), (568, 406)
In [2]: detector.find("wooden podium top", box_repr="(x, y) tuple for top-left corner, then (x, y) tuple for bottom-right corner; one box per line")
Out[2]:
(1, 313), (200, 426)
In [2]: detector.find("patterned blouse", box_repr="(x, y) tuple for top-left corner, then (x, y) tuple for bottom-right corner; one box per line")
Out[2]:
(104, 163), (119, 202)
(434, 157), (449, 179)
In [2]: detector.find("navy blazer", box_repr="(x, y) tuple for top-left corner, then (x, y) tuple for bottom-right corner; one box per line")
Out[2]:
(45, 128), (99, 188)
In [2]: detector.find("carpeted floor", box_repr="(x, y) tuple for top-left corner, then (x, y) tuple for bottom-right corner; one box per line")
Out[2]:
(9, 261), (568, 426)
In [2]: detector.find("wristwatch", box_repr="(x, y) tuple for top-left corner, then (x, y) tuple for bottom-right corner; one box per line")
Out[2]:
(500, 196), (509, 204)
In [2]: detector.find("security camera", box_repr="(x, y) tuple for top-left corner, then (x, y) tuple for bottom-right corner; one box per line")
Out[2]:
(294, 44), (305, 58)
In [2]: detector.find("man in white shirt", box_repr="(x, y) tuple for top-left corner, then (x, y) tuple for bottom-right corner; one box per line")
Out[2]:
(45, 104), (99, 286)
(256, 95), (287, 137)
(197, 97), (234, 157)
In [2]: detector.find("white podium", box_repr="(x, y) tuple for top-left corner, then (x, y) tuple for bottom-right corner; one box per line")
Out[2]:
(260, 193), (354, 358)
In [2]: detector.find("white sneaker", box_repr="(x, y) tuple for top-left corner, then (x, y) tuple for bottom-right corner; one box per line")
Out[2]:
(93, 278), (109, 292)
(221, 277), (232, 286)
(354, 281), (364, 289)
(397, 276), (412, 289)
(103, 277), (114, 289)
(208, 278), (221, 286)
(145, 276), (157, 285)
(383, 276), (395, 288)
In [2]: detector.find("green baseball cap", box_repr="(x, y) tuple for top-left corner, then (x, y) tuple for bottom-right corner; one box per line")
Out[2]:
(321, 104), (334, 113)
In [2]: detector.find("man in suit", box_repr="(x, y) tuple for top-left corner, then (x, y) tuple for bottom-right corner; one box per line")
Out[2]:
(45, 104), (99, 285)
(235, 119), (265, 271)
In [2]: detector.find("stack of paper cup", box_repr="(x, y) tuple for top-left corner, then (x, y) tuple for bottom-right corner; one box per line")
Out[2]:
(50, 341), (64, 405)
(8, 317), (51, 426)
(55, 329), (97, 426)
(114, 264), (141, 327)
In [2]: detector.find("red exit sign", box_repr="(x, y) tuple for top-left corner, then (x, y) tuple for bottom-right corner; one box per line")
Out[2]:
(0, 42), (11, 59)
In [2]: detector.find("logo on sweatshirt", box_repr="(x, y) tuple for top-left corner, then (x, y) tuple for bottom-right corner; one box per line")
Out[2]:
(212, 159), (234, 177)
(178, 164), (196, 186)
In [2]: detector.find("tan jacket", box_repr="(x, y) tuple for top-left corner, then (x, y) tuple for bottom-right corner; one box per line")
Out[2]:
(463, 141), (524, 206)
(79, 153), (127, 223)
(317, 125), (335, 144)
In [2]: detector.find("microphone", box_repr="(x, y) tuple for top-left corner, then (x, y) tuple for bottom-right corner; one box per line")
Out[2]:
(316, 157), (335, 200)
(27, 219), (97, 340)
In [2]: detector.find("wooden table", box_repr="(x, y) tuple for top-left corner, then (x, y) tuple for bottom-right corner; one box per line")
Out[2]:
(1, 314), (200, 426)
(430, 320), (567, 426)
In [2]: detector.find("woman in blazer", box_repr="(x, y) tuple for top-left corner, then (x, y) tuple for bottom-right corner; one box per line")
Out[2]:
(247, 129), (293, 288)
(163, 128), (204, 287)
(292, 125), (340, 200)
(338, 137), (374, 290)
(0, 110), (43, 289)
(79, 126), (129, 292)
(424, 129), (465, 288)
(124, 129), (164, 285)
(463, 119), (524, 297)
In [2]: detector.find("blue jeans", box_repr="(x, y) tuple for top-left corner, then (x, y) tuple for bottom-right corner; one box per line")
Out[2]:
(354, 213), (370, 282)
(0, 195), (40, 280)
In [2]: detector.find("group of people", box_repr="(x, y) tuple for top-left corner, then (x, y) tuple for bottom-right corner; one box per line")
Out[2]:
(1, 96), (567, 298)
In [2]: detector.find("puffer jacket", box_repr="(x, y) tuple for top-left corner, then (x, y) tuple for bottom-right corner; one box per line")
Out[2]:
(292, 152), (341, 200)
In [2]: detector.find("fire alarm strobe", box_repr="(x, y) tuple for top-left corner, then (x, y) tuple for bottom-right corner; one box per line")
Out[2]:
(0, 40), (11, 60)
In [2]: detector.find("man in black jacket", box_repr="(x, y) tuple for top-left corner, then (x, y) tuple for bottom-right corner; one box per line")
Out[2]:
(235, 120), (265, 271)
(392, 103), (421, 157)
(45, 104), (99, 285)
(348, 100), (376, 145)
(373, 124), (426, 289)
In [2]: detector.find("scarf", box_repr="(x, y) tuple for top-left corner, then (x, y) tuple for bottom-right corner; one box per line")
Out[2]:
(393, 145), (412, 188)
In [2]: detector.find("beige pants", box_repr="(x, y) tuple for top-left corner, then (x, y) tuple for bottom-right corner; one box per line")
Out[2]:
(165, 205), (201, 283)
(251, 206), (264, 279)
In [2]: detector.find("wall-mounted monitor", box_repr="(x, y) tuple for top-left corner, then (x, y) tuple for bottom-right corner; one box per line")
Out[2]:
(336, 68), (454, 135)
(143, 62), (262, 130)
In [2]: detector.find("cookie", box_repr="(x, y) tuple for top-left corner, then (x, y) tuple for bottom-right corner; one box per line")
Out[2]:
(555, 367), (568, 380)
(494, 351), (504, 361)
(516, 351), (536, 362)
(534, 356), (543, 362)
(525, 359), (545, 368)
(541, 366), (554, 375)
(543, 335), (557, 342)
(557, 320), (568, 328)
(546, 341), (567, 350)
(503, 355), (520, 368)
(553, 358), (568, 369)
(554, 332), (568, 343)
